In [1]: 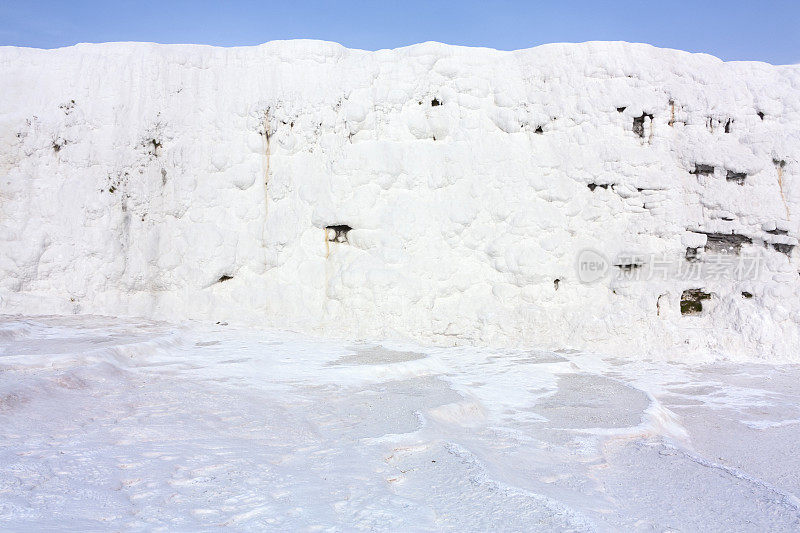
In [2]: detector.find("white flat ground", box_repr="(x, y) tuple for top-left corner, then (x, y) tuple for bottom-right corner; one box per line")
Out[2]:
(1, 316), (799, 531)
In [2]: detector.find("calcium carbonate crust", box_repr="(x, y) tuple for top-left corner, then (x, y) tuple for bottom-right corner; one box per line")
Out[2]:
(0, 40), (798, 360)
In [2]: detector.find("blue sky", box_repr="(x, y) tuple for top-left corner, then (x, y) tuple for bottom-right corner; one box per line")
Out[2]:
(1, 0), (798, 64)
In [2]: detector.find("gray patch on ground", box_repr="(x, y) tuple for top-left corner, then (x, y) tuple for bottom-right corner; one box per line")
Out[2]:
(532, 373), (650, 429)
(330, 346), (427, 366)
(315, 377), (464, 439)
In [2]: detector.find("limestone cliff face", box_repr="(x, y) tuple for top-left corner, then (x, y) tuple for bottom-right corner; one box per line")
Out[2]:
(1, 40), (798, 359)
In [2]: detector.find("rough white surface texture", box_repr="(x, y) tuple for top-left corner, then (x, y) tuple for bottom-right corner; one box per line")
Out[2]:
(0, 40), (798, 359)
(2, 316), (800, 530)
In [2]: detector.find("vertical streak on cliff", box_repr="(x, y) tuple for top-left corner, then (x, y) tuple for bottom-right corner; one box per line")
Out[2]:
(324, 229), (331, 306)
(669, 100), (675, 127)
(262, 108), (271, 246)
(777, 163), (790, 220)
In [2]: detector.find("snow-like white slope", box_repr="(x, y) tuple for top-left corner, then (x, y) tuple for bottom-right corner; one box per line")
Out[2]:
(0, 40), (798, 359)
(2, 316), (800, 530)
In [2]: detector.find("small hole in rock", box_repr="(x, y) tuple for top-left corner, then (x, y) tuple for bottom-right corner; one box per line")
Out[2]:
(685, 247), (700, 262)
(681, 289), (711, 315)
(616, 107), (626, 113)
(326, 225), (352, 243)
(700, 232), (752, 255)
(217, 275), (233, 283)
(587, 183), (609, 191)
(690, 164), (714, 176)
(614, 262), (643, 272)
(726, 171), (746, 184)
(742, 291), (753, 299)
(554, 279), (560, 290)
(766, 227), (788, 236)
(772, 243), (795, 256)
(534, 125), (544, 134)
(632, 113), (653, 138)
(757, 111), (765, 120)
(431, 98), (441, 106)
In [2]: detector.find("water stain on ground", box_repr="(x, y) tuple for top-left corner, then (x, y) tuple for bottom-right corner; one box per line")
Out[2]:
(532, 373), (650, 429)
(329, 346), (427, 366)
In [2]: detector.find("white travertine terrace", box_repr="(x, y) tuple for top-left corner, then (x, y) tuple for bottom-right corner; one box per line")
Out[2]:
(1, 40), (798, 359)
